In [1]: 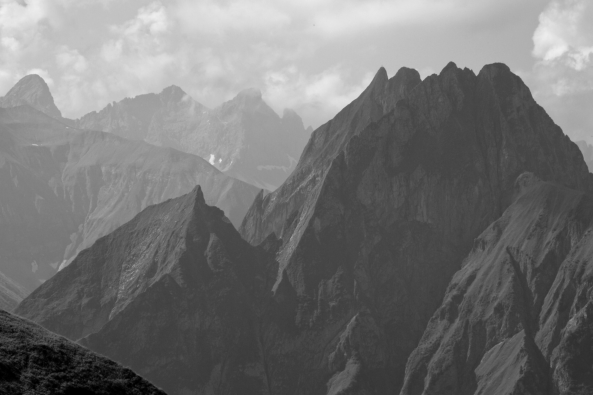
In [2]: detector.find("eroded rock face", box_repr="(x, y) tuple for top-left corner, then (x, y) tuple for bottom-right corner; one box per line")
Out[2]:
(400, 177), (593, 395)
(0, 310), (165, 395)
(238, 62), (592, 393)
(17, 187), (279, 395)
(0, 75), (62, 119)
(78, 85), (310, 190)
(0, 103), (260, 293)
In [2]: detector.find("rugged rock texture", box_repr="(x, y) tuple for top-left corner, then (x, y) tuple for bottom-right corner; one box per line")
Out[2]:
(238, 62), (592, 393)
(575, 140), (593, 172)
(17, 186), (279, 395)
(0, 102), (260, 294)
(0, 310), (165, 395)
(0, 74), (62, 119)
(400, 175), (593, 395)
(78, 85), (309, 190)
(16, 62), (593, 395)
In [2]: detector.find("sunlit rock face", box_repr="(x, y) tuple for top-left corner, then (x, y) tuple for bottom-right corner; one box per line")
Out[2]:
(78, 85), (310, 190)
(16, 62), (593, 395)
(17, 187), (280, 395)
(0, 78), (260, 295)
(0, 74), (62, 119)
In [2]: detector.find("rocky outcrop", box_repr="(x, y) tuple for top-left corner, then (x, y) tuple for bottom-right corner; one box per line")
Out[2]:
(78, 85), (310, 190)
(0, 74), (62, 119)
(0, 310), (165, 395)
(0, 103), (260, 294)
(17, 186), (279, 395)
(400, 176), (593, 395)
(238, 62), (592, 393)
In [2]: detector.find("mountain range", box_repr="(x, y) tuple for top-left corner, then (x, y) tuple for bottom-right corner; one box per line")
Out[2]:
(77, 85), (311, 190)
(14, 61), (593, 395)
(0, 75), (262, 309)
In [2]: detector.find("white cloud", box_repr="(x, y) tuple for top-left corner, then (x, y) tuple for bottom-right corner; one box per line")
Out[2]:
(173, 0), (290, 36)
(528, 0), (593, 141)
(533, 0), (593, 70)
(50, 2), (179, 113)
(531, 0), (593, 98)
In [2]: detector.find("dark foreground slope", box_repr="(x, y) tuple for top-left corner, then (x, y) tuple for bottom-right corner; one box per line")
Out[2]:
(0, 102), (259, 293)
(0, 310), (165, 395)
(17, 186), (279, 395)
(400, 174), (593, 395)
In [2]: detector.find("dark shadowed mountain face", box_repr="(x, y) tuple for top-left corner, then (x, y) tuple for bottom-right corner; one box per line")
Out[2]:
(0, 74), (62, 119)
(237, 62), (592, 393)
(0, 310), (165, 395)
(16, 62), (593, 395)
(17, 186), (280, 395)
(575, 140), (593, 172)
(0, 103), (260, 295)
(400, 174), (593, 395)
(78, 86), (310, 190)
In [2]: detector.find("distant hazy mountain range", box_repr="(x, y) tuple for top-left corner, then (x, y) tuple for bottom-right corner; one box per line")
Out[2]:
(17, 62), (593, 395)
(77, 85), (311, 190)
(0, 74), (261, 309)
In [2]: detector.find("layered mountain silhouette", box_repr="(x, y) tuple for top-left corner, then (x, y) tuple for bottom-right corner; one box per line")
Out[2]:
(78, 85), (311, 190)
(0, 77), (260, 298)
(17, 186), (280, 394)
(0, 309), (165, 394)
(15, 61), (593, 395)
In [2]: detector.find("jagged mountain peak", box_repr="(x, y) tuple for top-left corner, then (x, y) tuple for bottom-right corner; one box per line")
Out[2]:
(16, 185), (276, 394)
(0, 74), (62, 119)
(159, 84), (187, 101)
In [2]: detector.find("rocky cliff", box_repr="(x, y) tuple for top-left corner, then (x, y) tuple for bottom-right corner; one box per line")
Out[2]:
(78, 85), (310, 190)
(0, 309), (165, 395)
(400, 174), (593, 395)
(238, 62), (592, 393)
(0, 100), (260, 294)
(0, 74), (62, 119)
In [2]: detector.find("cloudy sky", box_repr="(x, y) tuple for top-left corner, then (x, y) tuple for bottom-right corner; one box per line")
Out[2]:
(0, 0), (591, 140)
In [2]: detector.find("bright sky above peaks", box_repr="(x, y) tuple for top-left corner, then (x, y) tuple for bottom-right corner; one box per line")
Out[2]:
(0, 0), (591, 141)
